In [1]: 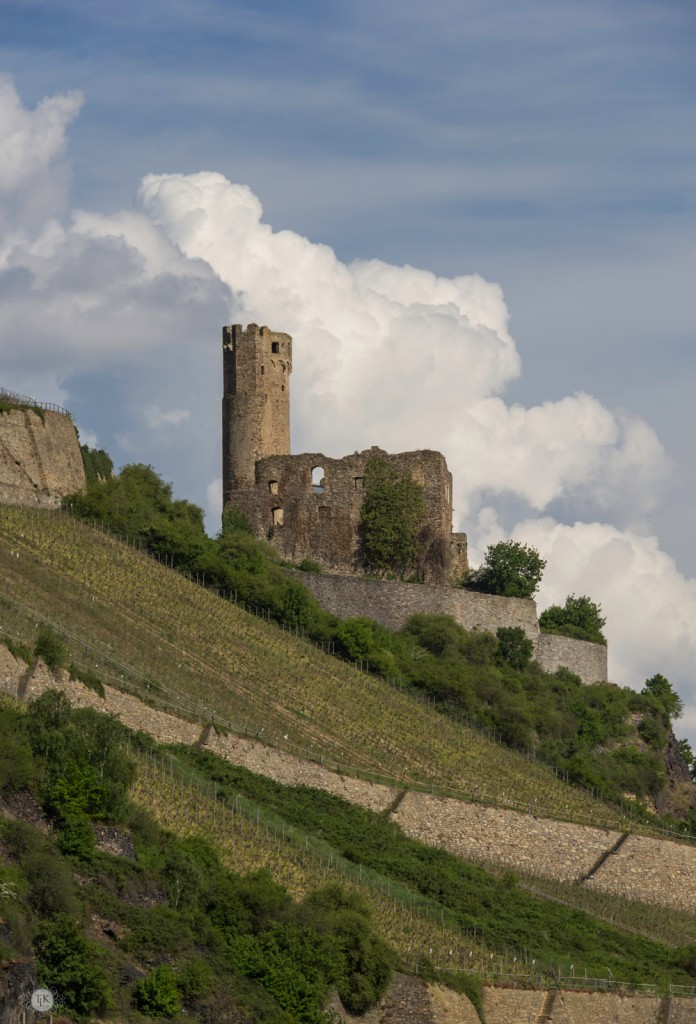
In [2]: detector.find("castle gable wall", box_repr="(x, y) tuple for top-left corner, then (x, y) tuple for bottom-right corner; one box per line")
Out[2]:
(229, 446), (466, 580)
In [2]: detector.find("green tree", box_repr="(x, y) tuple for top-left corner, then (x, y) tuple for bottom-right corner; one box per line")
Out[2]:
(539, 594), (607, 644)
(34, 625), (69, 672)
(35, 915), (112, 1021)
(496, 626), (534, 670)
(465, 541), (546, 598)
(642, 673), (684, 721)
(359, 457), (426, 577)
(133, 964), (182, 1018)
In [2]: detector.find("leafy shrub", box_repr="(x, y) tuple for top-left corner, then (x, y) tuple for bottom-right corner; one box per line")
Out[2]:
(298, 557), (322, 573)
(465, 540), (546, 598)
(133, 964), (181, 1018)
(33, 625), (69, 672)
(359, 456), (426, 578)
(22, 852), (79, 918)
(57, 815), (96, 860)
(35, 915), (112, 1022)
(539, 594), (607, 645)
(68, 663), (105, 698)
(496, 626), (534, 670)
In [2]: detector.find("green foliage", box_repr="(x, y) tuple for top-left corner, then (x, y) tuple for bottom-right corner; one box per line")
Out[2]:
(304, 886), (394, 1013)
(57, 815), (97, 860)
(22, 852), (79, 918)
(68, 662), (105, 698)
(2, 634), (32, 664)
(222, 506), (254, 535)
(79, 444), (114, 488)
(33, 624), (69, 671)
(0, 705), (35, 792)
(133, 963), (182, 1018)
(359, 456), (426, 577)
(496, 626), (534, 670)
(0, 399), (45, 423)
(176, 747), (692, 989)
(26, 692), (135, 825)
(539, 594), (607, 645)
(298, 557), (322, 573)
(35, 915), (112, 1022)
(466, 540), (546, 598)
(642, 673), (684, 721)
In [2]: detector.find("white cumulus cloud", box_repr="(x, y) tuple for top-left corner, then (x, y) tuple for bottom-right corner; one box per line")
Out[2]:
(0, 76), (695, 738)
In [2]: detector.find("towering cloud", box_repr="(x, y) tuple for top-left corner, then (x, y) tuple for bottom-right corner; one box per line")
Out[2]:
(0, 77), (693, 733)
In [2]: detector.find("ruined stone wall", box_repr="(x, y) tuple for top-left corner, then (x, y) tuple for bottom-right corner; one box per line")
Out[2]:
(536, 633), (608, 684)
(298, 569), (540, 639)
(297, 571), (608, 683)
(229, 446), (468, 582)
(222, 323), (292, 495)
(0, 408), (85, 507)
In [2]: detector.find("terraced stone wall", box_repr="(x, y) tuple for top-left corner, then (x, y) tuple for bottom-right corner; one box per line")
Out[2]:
(1, 643), (691, 916)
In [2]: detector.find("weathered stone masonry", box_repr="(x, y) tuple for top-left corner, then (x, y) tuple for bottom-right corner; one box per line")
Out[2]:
(222, 324), (468, 582)
(0, 407), (85, 508)
(221, 323), (608, 682)
(297, 569), (608, 684)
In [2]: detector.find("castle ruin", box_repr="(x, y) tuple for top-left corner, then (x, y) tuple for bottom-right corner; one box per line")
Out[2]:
(222, 324), (468, 582)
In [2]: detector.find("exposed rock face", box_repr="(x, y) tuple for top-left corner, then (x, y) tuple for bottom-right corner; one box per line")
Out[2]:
(0, 407), (85, 507)
(657, 729), (696, 818)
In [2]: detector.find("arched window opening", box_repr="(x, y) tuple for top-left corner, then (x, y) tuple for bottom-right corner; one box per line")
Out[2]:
(311, 466), (325, 494)
(272, 507), (284, 526)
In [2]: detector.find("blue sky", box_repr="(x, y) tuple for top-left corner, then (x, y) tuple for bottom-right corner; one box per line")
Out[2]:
(1, 0), (696, 736)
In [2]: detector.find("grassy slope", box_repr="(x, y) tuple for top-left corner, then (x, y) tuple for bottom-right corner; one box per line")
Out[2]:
(0, 506), (634, 829)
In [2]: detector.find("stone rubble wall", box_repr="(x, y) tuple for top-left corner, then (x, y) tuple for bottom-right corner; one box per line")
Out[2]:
(586, 833), (696, 914)
(481, 988), (664, 1024)
(298, 570), (541, 641)
(298, 570), (608, 684)
(536, 633), (607, 685)
(0, 408), (85, 507)
(669, 997), (696, 1022)
(392, 790), (620, 882)
(205, 731), (395, 813)
(2, 644), (694, 916)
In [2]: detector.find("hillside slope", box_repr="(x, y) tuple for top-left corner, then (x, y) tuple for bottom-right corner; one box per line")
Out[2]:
(0, 505), (659, 831)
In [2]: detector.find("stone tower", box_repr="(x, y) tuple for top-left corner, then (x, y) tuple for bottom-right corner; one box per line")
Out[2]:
(222, 323), (292, 499)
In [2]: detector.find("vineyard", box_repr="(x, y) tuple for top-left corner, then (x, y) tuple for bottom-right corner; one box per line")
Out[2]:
(0, 506), (690, 842)
(131, 744), (681, 992)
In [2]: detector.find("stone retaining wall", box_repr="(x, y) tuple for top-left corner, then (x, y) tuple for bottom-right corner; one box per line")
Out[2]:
(297, 571), (608, 684)
(1, 644), (692, 916)
(297, 570), (540, 641)
(205, 731), (395, 813)
(481, 988), (664, 1024)
(536, 633), (607, 685)
(392, 790), (619, 882)
(587, 833), (696, 914)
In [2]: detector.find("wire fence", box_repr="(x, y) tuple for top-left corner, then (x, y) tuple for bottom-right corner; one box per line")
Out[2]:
(0, 387), (72, 418)
(132, 744), (696, 997)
